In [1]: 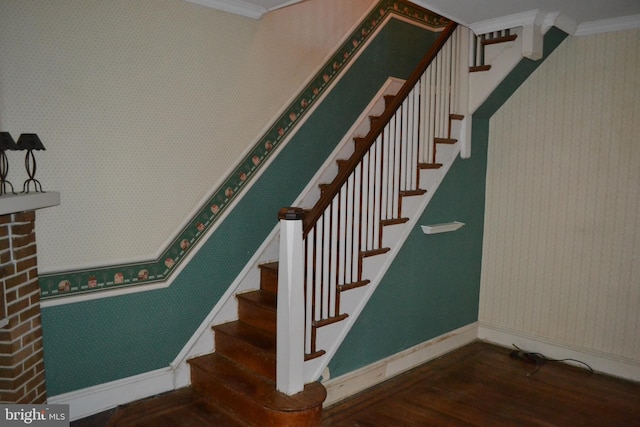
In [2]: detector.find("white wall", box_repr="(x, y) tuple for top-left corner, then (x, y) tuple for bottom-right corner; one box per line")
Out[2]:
(480, 29), (640, 365)
(0, 0), (375, 272)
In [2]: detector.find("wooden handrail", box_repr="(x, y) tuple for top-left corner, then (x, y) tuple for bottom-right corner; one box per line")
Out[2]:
(302, 21), (459, 235)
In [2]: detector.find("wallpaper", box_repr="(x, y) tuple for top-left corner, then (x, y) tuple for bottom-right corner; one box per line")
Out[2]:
(480, 28), (640, 362)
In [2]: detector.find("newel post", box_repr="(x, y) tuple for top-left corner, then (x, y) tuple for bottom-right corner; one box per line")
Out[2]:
(276, 207), (306, 395)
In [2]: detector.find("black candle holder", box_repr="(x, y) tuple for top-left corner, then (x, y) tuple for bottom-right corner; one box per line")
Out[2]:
(16, 133), (46, 193)
(0, 132), (17, 196)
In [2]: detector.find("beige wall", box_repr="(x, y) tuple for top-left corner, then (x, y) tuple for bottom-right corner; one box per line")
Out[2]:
(480, 29), (640, 363)
(0, 0), (375, 272)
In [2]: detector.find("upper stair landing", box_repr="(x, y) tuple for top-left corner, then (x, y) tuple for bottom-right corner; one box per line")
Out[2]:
(467, 11), (576, 114)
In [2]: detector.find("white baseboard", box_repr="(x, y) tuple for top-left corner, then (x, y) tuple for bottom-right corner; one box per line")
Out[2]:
(478, 323), (640, 382)
(47, 367), (175, 421)
(322, 322), (478, 407)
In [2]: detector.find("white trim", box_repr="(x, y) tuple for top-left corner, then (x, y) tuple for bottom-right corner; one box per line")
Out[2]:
(48, 367), (175, 422)
(322, 323), (478, 406)
(575, 14), (640, 36)
(182, 0), (266, 19)
(0, 191), (60, 216)
(543, 12), (577, 35)
(478, 323), (640, 382)
(470, 9), (545, 36)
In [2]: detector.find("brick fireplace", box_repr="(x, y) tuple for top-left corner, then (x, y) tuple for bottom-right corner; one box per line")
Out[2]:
(0, 192), (59, 403)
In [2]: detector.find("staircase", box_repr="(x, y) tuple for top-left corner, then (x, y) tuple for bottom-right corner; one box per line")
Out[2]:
(100, 20), (538, 427)
(187, 261), (326, 426)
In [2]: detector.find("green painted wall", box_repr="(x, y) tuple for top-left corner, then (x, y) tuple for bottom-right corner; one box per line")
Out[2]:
(41, 17), (440, 396)
(328, 27), (569, 377)
(328, 119), (489, 377)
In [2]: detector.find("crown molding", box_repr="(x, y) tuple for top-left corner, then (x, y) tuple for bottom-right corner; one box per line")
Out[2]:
(575, 14), (640, 36)
(182, 0), (267, 19)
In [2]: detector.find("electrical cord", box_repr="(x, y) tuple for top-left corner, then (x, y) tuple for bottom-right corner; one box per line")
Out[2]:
(509, 344), (594, 377)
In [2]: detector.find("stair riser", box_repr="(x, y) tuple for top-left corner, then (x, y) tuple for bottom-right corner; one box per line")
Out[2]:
(215, 330), (276, 381)
(238, 301), (276, 334)
(191, 369), (322, 427)
(260, 268), (278, 294)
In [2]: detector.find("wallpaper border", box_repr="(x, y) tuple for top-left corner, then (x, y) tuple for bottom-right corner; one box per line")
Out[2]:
(39, 0), (449, 300)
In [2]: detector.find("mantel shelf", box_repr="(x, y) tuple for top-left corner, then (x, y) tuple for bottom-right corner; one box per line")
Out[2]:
(0, 191), (61, 216)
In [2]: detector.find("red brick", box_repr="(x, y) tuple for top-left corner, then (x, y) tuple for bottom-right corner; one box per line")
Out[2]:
(13, 211), (35, 222)
(4, 322), (32, 341)
(30, 316), (41, 329)
(13, 244), (37, 260)
(10, 223), (33, 237)
(7, 298), (29, 317)
(0, 215), (11, 224)
(11, 234), (35, 248)
(18, 284), (38, 299)
(0, 378), (15, 390)
(25, 370), (45, 393)
(29, 293), (40, 306)
(5, 315), (20, 329)
(0, 238), (9, 251)
(21, 330), (41, 348)
(0, 390), (17, 403)
(5, 289), (17, 304)
(0, 364), (21, 379)
(0, 250), (10, 264)
(19, 306), (40, 324)
(0, 340), (20, 355)
(16, 257), (37, 273)
(35, 384), (47, 402)
(1, 264), (15, 277)
(0, 226), (8, 238)
(5, 273), (28, 290)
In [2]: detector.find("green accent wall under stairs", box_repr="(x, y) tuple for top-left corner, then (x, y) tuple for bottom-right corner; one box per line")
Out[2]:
(41, 17), (440, 397)
(327, 27), (569, 378)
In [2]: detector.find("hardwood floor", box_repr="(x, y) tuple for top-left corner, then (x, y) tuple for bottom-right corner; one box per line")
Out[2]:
(72, 341), (640, 426)
(322, 341), (640, 426)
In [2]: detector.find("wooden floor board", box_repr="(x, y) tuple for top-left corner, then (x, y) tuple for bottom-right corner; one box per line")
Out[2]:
(72, 341), (640, 426)
(321, 341), (640, 427)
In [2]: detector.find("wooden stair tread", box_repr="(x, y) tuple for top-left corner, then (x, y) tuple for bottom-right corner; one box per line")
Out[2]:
(361, 247), (390, 257)
(338, 280), (370, 292)
(259, 261), (279, 272)
(189, 353), (326, 413)
(419, 162), (442, 169)
(400, 189), (427, 197)
(434, 137), (457, 144)
(214, 321), (276, 353)
(237, 290), (277, 310)
(381, 218), (410, 226)
(470, 64), (491, 72)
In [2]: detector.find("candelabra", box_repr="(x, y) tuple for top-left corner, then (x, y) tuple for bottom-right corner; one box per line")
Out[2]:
(16, 133), (46, 193)
(0, 132), (17, 196)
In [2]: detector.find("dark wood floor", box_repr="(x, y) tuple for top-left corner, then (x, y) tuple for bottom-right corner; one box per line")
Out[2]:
(72, 341), (640, 426)
(322, 341), (640, 426)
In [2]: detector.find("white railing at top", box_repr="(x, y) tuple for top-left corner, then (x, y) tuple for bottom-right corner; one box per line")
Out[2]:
(277, 22), (469, 395)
